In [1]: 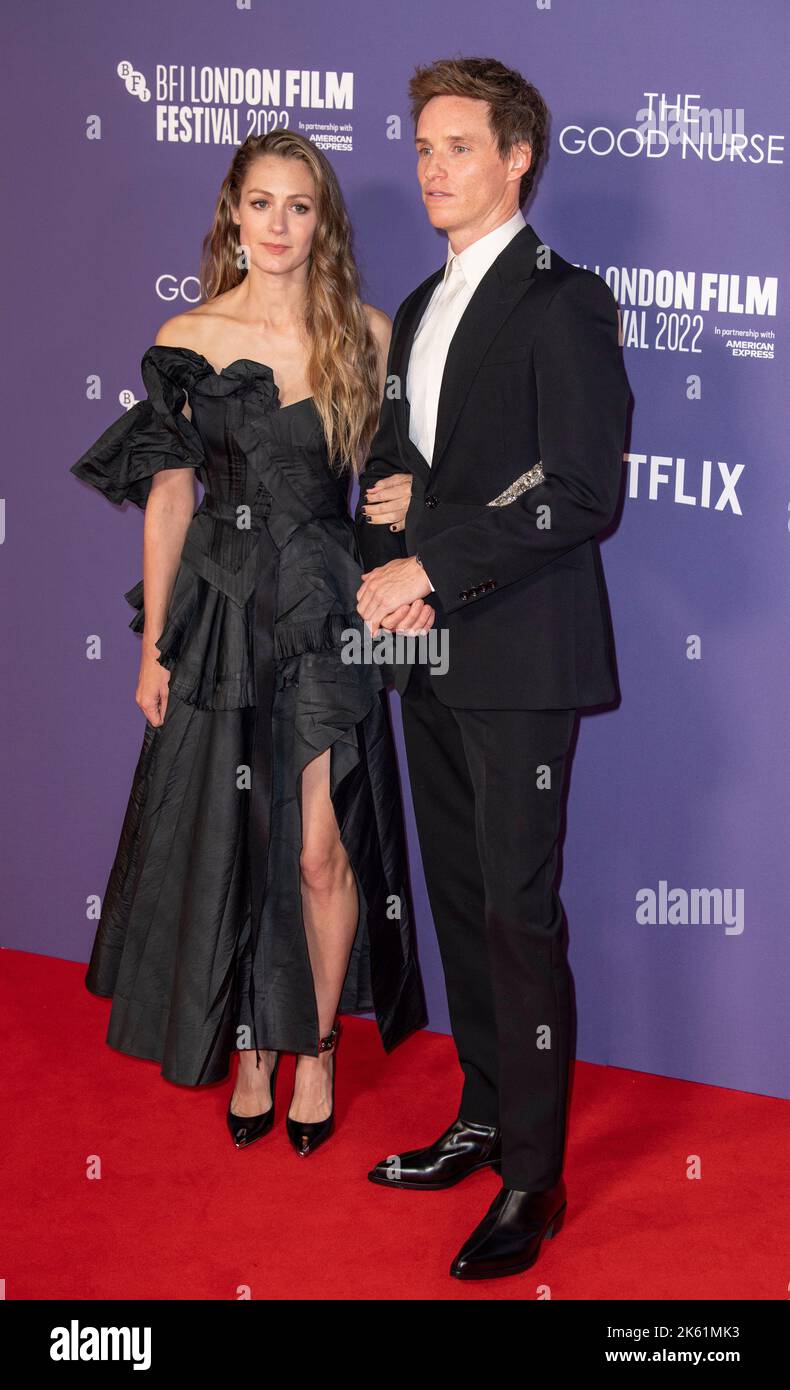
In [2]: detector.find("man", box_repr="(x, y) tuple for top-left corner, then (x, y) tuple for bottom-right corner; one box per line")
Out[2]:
(355, 56), (630, 1281)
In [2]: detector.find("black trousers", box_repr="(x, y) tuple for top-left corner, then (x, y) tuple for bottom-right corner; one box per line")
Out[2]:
(400, 656), (578, 1191)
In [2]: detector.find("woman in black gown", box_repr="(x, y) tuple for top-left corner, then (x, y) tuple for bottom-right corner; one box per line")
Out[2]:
(70, 130), (431, 1155)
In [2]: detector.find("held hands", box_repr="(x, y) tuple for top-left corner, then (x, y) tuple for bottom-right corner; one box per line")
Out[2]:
(358, 474), (434, 636)
(356, 557), (435, 638)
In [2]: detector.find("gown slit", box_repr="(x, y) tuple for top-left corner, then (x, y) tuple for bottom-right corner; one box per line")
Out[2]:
(292, 740), (363, 1046)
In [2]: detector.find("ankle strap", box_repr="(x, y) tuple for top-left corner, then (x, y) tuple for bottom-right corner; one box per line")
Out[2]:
(319, 1020), (340, 1052)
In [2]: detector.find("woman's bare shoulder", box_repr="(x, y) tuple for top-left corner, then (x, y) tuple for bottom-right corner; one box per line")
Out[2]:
(154, 308), (205, 351)
(363, 303), (393, 342)
(154, 289), (237, 351)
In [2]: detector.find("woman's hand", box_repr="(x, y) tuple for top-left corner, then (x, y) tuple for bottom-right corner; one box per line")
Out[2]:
(136, 648), (171, 727)
(361, 473), (413, 531)
(379, 599), (436, 635)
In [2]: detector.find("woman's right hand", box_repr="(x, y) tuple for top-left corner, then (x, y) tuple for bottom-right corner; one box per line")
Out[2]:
(136, 648), (171, 727)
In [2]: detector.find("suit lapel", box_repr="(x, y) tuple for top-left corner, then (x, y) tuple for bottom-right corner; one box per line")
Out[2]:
(390, 269), (443, 485)
(430, 223), (542, 481)
(390, 223), (544, 485)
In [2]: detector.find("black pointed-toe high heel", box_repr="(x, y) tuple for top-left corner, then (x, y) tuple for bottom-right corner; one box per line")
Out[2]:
(286, 1020), (341, 1157)
(226, 1051), (280, 1149)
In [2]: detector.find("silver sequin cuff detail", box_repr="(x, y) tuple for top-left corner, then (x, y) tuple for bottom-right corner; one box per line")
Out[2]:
(487, 460), (544, 506)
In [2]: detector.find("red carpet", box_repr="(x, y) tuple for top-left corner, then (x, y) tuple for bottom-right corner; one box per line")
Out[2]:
(2, 948), (787, 1301)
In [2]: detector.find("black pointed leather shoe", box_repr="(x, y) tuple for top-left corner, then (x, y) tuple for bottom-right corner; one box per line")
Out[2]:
(286, 1019), (340, 1157)
(367, 1117), (501, 1190)
(226, 1052), (279, 1150)
(450, 1178), (567, 1280)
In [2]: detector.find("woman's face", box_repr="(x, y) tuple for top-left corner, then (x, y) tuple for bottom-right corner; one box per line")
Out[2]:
(232, 154), (318, 276)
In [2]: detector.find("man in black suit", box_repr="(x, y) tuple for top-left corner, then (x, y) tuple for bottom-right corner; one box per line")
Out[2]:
(355, 57), (630, 1280)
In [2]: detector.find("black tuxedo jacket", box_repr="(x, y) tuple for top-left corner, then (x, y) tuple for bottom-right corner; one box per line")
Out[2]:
(354, 222), (631, 708)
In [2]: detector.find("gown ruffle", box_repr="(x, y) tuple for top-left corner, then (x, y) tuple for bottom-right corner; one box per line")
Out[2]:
(70, 345), (427, 1085)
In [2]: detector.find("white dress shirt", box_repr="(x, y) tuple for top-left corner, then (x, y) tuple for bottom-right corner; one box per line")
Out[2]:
(406, 208), (526, 594)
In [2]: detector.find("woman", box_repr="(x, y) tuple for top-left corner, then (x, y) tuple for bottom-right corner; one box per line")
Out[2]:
(71, 130), (430, 1156)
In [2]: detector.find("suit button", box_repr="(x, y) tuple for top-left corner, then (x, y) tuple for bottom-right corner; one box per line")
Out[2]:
(460, 590), (469, 601)
(424, 495), (439, 508)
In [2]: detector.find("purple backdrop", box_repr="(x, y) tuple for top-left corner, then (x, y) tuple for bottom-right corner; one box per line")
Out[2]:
(5, 0), (788, 1097)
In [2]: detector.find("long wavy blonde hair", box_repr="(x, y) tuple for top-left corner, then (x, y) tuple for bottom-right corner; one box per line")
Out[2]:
(199, 131), (381, 477)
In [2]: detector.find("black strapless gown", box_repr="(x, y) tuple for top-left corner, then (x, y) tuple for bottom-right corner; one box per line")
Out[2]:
(70, 345), (427, 1085)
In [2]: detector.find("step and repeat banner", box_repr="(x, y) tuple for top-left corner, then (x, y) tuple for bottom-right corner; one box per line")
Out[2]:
(5, 0), (787, 1097)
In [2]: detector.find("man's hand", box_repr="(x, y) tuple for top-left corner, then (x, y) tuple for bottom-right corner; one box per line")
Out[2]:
(356, 557), (434, 636)
(360, 473), (412, 531)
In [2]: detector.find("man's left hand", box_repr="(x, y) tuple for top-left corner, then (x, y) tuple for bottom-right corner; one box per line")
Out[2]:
(356, 557), (433, 636)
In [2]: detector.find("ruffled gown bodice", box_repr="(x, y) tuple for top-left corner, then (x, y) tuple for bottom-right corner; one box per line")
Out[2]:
(75, 345), (371, 712)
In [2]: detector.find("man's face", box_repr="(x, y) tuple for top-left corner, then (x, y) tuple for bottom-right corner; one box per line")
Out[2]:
(414, 94), (529, 248)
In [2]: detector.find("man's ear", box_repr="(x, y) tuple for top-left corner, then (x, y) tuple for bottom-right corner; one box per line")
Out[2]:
(511, 140), (531, 180)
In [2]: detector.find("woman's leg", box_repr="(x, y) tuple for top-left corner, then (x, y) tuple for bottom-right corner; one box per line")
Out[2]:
(289, 744), (359, 1123)
(230, 1046), (278, 1116)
